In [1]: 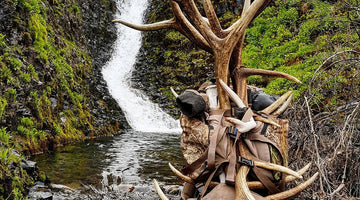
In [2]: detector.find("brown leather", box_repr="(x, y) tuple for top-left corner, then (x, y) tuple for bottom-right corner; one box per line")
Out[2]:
(202, 183), (235, 200)
(181, 183), (196, 200)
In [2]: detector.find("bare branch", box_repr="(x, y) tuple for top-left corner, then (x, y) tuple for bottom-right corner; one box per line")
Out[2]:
(305, 96), (324, 192)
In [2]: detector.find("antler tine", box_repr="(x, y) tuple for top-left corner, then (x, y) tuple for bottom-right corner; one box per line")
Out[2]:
(254, 160), (303, 179)
(261, 91), (293, 115)
(212, 162), (312, 190)
(219, 79), (246, 108)
(170, 87), (179, 98)
(153, 179), (169, 200)
(168, 163), (194, 183)
(272, 93), (294, 116)
(232, 67), (301, 105)
(236, 67), (302, 84)
(235, 166), (256, 200)
(254, 116), (281, 127)
(112, 18), (175, 31)
(170, 1), (212, 52)
(247, 162), (313, 190)
(265, 172), (319, 200)
(202, 0), (225, 37)
(114, 1), (213, 53)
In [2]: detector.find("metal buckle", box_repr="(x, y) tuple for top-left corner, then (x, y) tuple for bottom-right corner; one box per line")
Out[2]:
(227, 126), (237, 138)
(238, 157), (254, 167)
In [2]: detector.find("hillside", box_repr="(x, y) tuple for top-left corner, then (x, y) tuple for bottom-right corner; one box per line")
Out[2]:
(0, 0), (129, 198)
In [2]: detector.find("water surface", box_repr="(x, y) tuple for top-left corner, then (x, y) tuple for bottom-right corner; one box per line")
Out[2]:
(33, 130), (185, 198)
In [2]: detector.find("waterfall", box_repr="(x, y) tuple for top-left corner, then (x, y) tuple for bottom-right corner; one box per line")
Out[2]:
(102, 0), (181, 133)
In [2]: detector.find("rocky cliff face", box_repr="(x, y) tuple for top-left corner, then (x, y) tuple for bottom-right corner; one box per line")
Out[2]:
(0, 0), (130, 198)
(0, 0), (128, 154)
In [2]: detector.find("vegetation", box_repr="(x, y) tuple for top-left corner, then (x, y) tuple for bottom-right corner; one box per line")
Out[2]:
(0, 0), (124, 198)
(0, 128), (35, 200)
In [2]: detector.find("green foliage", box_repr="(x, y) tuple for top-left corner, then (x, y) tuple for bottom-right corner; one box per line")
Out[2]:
(0, 0), (121, 198)
(0, 98), (7, 119)
(29, 13), (49, 63)
(7, 57), (22, 70)
(0, 128), (11, 146)
(5, 88), (17, 102)
(0, 34), (6, 49)
(26, 64), (39, 81)
(242, 0), (359, 97)
(20, 117), (34, 127)
(72, 5), (80, 13)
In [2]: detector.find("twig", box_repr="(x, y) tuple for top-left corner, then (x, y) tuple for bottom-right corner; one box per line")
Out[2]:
(309, 50), (359, 91)
(329, 183), (345, 197)
(305, 96), (324, 192)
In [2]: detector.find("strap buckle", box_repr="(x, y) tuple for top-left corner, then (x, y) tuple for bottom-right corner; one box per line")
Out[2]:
(227, 126), (238, 138)
(238, 157), (254, 167)
(241, 132), (249, 139)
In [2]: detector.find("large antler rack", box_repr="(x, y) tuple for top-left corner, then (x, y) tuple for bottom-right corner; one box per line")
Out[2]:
(113, 0), (314, 199)
(113, 0), (301, 109)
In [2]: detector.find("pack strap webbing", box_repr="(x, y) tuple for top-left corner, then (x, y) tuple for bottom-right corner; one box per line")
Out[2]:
(199, 161), (227, 199)
(253, 166), (282, 194)
(225, 108), (254, 184)
(207, 109), (228, 170)
(182, 149), (208, 175)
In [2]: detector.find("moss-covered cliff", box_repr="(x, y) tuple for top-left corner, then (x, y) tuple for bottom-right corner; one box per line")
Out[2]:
(0, 0), (128, 198)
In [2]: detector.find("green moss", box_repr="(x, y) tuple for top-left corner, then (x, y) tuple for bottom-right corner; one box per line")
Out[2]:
(5, 89), (17, 102)
(0, 0), (122, 198)
(0, 98), (7, 119)
(0, 128), (33, 199)
(0, 128), (11, 145)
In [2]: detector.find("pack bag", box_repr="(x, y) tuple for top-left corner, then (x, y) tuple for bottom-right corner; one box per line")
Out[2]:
(176, 86), (289, 199)
(179, 108), (289, 199)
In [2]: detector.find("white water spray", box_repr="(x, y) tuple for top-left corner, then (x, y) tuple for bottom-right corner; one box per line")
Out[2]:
(102, 0), (181, 133)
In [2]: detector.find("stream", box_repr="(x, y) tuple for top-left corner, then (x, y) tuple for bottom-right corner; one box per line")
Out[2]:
(32, 0), (184, 199)
(33, 131), (184, 199)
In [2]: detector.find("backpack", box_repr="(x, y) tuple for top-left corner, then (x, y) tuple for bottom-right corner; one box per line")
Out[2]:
(179, 107), (289, 199)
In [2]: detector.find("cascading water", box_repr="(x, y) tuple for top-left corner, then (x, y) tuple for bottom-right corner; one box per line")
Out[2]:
(102, 0), (181, 133)
(32, 1), (184, 199)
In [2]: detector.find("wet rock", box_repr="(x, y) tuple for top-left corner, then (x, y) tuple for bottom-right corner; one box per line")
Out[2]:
(28, 182), (81, 200)
(165, 185), (182, 195)
(50, 184), (74, 193)
(28, 182), (53, 200)
(21, 159), (37, 176)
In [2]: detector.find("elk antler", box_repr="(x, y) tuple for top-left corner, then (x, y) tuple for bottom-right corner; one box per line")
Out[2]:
(232, 66), (301, 106)
(153, 179), (169, 200)
(114, 0), (276, 109)
(114, 0), (312, 198)
(168, 163), (194, 183)
(265, 172), (319, 200)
